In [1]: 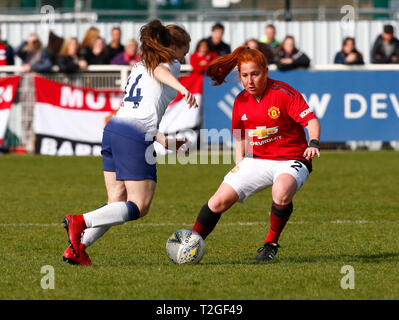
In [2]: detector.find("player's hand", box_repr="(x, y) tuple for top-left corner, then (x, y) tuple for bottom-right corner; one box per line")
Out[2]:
(181, 89), (198, 109)
(165, 138), (188, 152)
(303, 147), (320, 161)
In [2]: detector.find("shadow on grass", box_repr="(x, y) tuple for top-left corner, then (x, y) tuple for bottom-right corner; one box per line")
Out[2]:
(278, 252), (399, 264)
(92, 252), (399, 267)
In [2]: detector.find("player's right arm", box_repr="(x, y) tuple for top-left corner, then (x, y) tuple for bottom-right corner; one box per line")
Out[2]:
(153, 64), (198, 108)
(303, 118), (321, 160)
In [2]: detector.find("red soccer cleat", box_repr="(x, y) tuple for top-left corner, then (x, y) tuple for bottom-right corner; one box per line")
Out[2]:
(62, 214), (86, 257)
(62, 243), (92, 266)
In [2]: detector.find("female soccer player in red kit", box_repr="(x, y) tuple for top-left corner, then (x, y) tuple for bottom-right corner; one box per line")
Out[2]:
(192, 45), (321, 261)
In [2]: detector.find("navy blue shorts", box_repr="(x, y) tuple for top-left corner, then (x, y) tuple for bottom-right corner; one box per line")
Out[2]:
(101, 118), (157, 182)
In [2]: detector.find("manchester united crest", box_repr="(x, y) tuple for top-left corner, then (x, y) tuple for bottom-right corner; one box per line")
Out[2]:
(268, 106), (280, 119)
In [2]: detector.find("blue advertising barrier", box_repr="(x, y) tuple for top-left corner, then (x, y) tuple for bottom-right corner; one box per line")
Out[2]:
(203, 70), (399, 142)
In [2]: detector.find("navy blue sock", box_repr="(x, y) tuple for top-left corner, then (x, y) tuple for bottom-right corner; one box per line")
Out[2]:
(126, 201), (141, 221)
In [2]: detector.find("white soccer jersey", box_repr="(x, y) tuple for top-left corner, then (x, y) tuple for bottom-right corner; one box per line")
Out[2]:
(116, 59), (181, 135)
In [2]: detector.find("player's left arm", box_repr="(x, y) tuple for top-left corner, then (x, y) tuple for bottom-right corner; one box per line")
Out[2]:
(303, 118), (321, 160)
(155, 131), (187, 152)
(153, 64), (198, 109)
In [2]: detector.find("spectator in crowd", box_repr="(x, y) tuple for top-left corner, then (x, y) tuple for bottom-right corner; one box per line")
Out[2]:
(274, 35), (310, 71)
(334, 37), (364, 65)
(46, 31), (64, 65)
(259, 24), (280, 51)
(207, 23), (231, 56)
(106, 27), (124, 63)
(57, 37), (88, 73)
(371, 24), (399, 64)
(110, 39), (140, 66)
(189, 38), (218, 74)
(80, 27), (100, 60)
(85, 36), (109, 65)
(245, 38), (274, 64)
(0, 27), (15, 65)
(16, 33), (53, 72)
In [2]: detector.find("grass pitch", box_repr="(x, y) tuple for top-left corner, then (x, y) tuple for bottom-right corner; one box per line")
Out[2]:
(0, 151), (398, 300)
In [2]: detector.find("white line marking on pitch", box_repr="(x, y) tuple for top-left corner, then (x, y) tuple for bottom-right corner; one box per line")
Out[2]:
(0, 220), (395, 227)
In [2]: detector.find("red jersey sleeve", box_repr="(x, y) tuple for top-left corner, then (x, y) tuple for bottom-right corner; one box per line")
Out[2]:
(286, 92), (317, 127)
(189, 53), (204, 74)
(232, 98), (245, 139)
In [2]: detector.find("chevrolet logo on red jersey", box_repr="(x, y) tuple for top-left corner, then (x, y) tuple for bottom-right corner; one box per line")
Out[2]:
(248, 126), (279, 139)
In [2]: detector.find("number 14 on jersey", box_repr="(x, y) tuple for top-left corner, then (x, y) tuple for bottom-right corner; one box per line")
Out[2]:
(123, 74), (143, 108)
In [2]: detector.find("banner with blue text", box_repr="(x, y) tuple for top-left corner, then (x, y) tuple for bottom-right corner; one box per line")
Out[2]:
(203, 70), (399, 142)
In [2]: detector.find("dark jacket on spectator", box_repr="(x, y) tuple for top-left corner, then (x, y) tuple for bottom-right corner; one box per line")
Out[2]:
(206, 37), (231, 56)
(274, 49), (310, 71)
(106, 44), (124, 63)
(371, 35), (399, 64)
(334, 51), (364, 65)
(16, 41), (53, 72)
(85, 50), (109, 65)
(57, 55), (81, 73)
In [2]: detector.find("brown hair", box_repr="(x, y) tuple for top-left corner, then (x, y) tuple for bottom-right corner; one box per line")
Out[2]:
(139, 19), (175, 74)
(275, 35), (296, 56)
(58, 37), (79, 57)
(206, 45), (268, 85)
(81, 27), (100, 49)
(212, 23), (225, 32)
(195, 38), (210, 52)
(166, 24), (191, 48)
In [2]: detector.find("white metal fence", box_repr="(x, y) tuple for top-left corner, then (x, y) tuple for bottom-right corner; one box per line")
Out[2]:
(2, 20), (399, 66)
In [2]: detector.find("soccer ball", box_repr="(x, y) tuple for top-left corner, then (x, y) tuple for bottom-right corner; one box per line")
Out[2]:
(166, 229), (206, 264)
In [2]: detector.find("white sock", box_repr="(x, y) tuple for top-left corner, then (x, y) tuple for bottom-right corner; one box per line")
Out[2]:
(81, 226), (110, 248)
(83, 201), (139, 228)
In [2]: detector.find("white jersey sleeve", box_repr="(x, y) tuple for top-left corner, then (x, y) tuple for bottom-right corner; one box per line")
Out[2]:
(116, 59), (181, 136)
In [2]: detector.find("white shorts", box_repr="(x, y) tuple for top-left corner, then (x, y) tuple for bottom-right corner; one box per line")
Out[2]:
(223, 157), (310, 202)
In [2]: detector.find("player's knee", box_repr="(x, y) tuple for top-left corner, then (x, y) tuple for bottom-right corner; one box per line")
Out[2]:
(108, 196), (125, 203)
(108, 190), (127, 203)
(136, 201), (152, 217)
(272, 188), (294, 206)
(272, 193), (293, 206)
(208, 196), (229, 214)
(272, 181), (297, 205)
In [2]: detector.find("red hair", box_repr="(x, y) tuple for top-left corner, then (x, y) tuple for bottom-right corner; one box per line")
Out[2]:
(206, 45), (268, 85)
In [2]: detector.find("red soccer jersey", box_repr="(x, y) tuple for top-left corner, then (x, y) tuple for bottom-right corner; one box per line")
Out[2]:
(190, 51), (218, 74)
(232, 78), (317, 164)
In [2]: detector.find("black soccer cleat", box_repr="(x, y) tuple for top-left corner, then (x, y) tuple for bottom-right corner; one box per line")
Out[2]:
(254, 242), (280, 262)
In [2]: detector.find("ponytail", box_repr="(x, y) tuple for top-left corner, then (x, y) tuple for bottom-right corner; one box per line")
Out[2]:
(206, 45), (248, 86)
(206, 45), (268, 86)
(139, 19), (175, 74)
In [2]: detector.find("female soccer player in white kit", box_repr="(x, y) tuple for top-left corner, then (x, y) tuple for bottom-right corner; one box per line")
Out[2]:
(62, 20), (197, 266)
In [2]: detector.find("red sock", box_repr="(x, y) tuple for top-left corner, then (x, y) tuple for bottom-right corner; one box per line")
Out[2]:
(193, 221), (213, 240)
(192, 204), (221, 240)
(265, 202), (293, 244)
